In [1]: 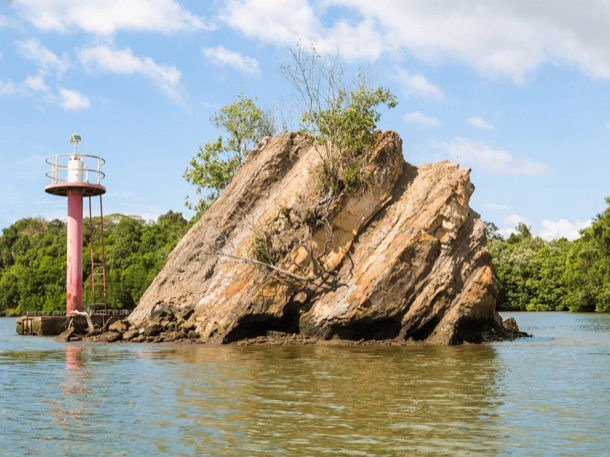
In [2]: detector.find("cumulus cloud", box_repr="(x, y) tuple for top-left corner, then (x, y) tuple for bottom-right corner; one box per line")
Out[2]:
(403, 111), (442, 126)
(436, 137), (551, 175)
(0, 75), (88, 110)
(79, 45), (182, 100)
(0, 73), (48, 97)
(221, 0), (384, 61)
(58, 88), (90, 111)
(221, 0), (610, 82)
(13, 0), (213, 35)
(498, 214), (528, 238)
(203, 46), (260, 75)
(393, 68), (444, 100)
(466, 117), (495, 131)
(539, 219), (591, 241)
(15, 39), (69, 77)
(22, 72), (49, 92)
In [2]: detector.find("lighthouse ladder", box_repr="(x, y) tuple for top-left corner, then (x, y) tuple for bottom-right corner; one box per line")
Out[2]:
(88, 195), (108, 315)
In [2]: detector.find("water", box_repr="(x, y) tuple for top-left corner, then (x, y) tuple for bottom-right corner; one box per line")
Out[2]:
(0, 313), (609, 456)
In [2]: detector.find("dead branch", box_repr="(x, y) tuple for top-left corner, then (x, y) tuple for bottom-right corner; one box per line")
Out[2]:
(69, 310), (94, 332)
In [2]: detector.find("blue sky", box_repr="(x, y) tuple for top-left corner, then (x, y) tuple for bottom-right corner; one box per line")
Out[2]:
(1, 0), (609, 240)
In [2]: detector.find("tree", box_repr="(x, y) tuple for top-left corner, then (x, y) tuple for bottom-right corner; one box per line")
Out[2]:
(484, 221), (502, 242)
(525, 239), (570, 311)
(488, 224), (557, 311)
(564, 198), (610, 312)
(184, 94), (277, 216)
(280, 42), (397, 194)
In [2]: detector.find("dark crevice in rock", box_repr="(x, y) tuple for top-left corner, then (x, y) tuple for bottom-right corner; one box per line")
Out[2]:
(223, 307), (302, 343)
(406, 313), (444, 341)
(454, 315), (498, 344)
(329, 316), (403, 341)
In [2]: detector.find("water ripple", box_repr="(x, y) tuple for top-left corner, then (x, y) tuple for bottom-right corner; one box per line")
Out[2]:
(0, 314), (609, 456)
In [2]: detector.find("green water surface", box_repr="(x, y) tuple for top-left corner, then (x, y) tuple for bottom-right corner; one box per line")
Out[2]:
(0, 313), (608, 456)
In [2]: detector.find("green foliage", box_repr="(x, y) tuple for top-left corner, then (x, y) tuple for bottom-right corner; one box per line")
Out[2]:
(486, 202), (610, 313)
(563, 198), (610, 312)
(488, 221), (573, 312)
(184, 94), (277, 216)
(0, 211), (188, 315)
(484, 221), (502, 242)
(281, 42), (397, 194)
(525, 240), (571, 311)
(250, 234), (281, 266)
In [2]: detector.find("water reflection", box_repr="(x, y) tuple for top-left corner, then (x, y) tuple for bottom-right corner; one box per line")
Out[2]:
(146, 344), (506, 456)
(65, 346), (84, 372)
(2, 315), (610, 457)
(53, 347), (86, 434)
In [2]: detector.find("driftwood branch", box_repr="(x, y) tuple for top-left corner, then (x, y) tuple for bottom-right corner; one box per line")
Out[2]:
(217, 250), (311, 282)
(69, 310), (94, 332)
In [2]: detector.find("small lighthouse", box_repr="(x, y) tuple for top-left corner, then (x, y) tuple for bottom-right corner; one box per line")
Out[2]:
(45, 135), (106, 315)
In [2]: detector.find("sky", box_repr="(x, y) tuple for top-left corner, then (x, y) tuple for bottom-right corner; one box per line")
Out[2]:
(1, 0), (609, 241)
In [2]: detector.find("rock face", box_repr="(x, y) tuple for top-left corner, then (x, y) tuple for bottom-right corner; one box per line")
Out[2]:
(130, 131), (515, 345)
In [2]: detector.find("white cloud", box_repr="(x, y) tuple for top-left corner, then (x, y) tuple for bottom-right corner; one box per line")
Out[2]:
(539, 219), (591, 241)
(606, 121), (610, 129)
(0, 50), (3, 59)
(504, 214), (527, 227)
(498, 214), (528, 237)
(79, 45), (182, 100)
(221, 0), (384, 61)
(15, 39), (69, 77)
(403, 111), (442, 126)
(437, 137), (551, 175)
(22, 72), (49, 92)
(0, 68), (87, 111)
(0, 80), (19, 95)
(466, 117), (495, 131)
(222, 0), (610, 83)
(203, 46), (260, 75)
(13, 0), (213, 35)
(393, 68), (444, 100)
(483, 203), (510, 210)
(0, 75), (47, 97)
(58, 88), (90, 111)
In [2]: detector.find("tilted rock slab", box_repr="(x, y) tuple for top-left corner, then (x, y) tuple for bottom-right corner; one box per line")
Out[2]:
(130, 131), (508, 345)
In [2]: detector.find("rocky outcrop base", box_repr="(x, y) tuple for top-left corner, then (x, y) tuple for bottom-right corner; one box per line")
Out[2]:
(54, 305), (201, 344)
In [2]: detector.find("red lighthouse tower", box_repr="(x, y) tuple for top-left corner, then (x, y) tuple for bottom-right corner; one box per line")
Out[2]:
(45, 135), (106, 316)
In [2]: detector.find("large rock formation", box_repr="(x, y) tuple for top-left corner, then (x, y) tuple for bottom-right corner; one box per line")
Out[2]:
(130, 131), (518, 345)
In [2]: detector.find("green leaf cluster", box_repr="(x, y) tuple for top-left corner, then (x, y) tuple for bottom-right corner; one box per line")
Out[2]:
(281, 43), (397, 193)
(184, 94), (276, 216)
(0, 211), (189, 315)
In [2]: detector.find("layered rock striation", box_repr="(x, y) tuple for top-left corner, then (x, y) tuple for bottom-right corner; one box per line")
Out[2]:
(130, 131), (523, 345)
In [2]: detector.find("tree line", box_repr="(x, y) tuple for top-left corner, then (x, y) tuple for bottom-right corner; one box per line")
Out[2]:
(0, 211), (189, 315)
(487, 197), (610, 312)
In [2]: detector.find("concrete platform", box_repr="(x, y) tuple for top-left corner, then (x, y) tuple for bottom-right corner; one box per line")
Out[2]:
(16, 315), (120, 336)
